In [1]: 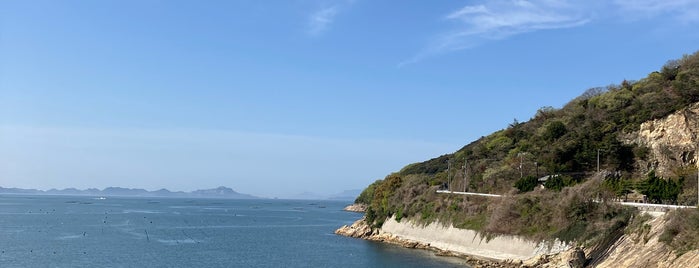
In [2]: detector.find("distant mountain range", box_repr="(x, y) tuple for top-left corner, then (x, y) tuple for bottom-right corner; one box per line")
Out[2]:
(327, 189), (362, 200)
(0, 186), (259, 199)
(285, 189), (362, 201)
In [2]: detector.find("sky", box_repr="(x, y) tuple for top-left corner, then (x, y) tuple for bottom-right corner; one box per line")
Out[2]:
(1, 0), (699, 198)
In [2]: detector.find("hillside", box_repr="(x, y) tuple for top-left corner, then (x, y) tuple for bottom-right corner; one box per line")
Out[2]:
(350, 51), (699, 259)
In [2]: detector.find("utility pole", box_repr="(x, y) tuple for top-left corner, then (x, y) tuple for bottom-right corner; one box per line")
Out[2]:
(463, 160), (468, 192)
(597, 149), (601, 173)
(447, 160), (451, 192)
(518, 153), (525, 179)
(535, 162), (539, 178)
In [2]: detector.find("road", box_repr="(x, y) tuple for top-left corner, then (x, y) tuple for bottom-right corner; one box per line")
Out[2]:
(435, 190), (502, 198)
(436, 190), (695, 213)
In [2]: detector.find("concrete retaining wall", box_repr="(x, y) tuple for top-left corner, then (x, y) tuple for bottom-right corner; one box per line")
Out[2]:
(380, 216), (569, 261)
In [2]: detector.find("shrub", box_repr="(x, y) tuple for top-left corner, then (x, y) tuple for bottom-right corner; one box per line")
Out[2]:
(515, 176), (539, 192)
(355, 180), (381, 204)
(486, 177), (634, 244)
(660, 208), (699, 255)
(639, 171), (683, 204)
(543, 121), (567, 141)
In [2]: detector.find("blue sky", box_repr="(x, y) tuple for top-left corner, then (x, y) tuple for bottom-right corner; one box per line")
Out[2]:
(1, 0), (699, 198)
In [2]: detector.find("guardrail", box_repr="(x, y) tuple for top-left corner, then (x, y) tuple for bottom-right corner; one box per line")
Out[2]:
(436, 190), (696, 212)
(618, 202), (694, 212)
(435, 190), (502, 198)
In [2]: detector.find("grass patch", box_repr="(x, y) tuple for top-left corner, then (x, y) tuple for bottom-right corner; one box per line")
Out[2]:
(555, 222), (588, 243)
(626, 213), (653, 243)
(455, 214), (488, 231)
(660, 208), (699, 255)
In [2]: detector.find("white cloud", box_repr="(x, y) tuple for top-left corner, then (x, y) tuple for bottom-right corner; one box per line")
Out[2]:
(401, 0), (590, 66)
(440, 0), (589, 48)
(445, 5), (489, 20)
(613, 0), (699, 22)
(308, 6), (339, 36)
(306, 0), (356, 36)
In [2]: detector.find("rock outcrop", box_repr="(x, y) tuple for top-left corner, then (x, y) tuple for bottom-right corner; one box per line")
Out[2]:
(342, 203), (367, 213)
(628, 102), (699, 177)
(335, 217), (374, 238)
(591, 212), (699, 268)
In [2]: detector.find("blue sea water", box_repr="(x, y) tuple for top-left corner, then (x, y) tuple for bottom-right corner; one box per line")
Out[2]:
(0, 195), (468, 267)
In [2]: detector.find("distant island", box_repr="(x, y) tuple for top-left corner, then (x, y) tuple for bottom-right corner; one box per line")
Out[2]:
(285, 189), (362, 201)
(0, 186), (260, 199)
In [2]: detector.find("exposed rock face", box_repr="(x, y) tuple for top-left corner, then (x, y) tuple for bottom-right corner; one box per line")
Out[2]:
(334, 217), (374, 238)
(342, 203), (367, 213)
(520, 249), (580, 268)
(567, 248), (586, 268)
(630, 102), (699, 177)
(595, 213), (699, 268)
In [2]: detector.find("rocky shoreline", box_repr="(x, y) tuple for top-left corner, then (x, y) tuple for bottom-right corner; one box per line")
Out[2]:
(336, 212), (699, 268)
(334, 218), (581, 268)
(342, 203), (367, 213)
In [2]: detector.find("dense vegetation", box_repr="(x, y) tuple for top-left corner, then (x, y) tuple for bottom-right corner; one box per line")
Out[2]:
(355, 51), (699, 246)
(391, 51), (699, 198)
(486, 178), (633, 244)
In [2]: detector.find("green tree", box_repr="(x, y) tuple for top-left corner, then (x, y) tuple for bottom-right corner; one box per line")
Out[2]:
(355, 180), (381, 204)
(543, 121), (567, 141)
(640, 171), (683, 204)
(514, 176), (538, 192)
(367, 174), (403, 227)
(543, 174), (576, 191)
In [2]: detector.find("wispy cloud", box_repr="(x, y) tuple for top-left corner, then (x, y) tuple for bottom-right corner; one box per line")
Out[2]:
(613, 0), (699, 22)
(307, 1), (355, 36)
(402, 0), (699, 66)
(441, 1), (588, 49)
(401, 0), (590, 66)
(308, 6), (340, 36)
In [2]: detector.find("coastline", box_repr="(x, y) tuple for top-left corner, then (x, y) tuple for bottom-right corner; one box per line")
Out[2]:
(335, 217), (578, 268)
(342, 203), (367, 213)
(336, 211), (699, 268)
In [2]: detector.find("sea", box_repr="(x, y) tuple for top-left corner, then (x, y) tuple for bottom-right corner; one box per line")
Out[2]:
(0, 195), (469, 267)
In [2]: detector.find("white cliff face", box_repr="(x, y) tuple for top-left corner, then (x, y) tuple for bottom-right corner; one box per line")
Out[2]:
(632, 102), (699, 177)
